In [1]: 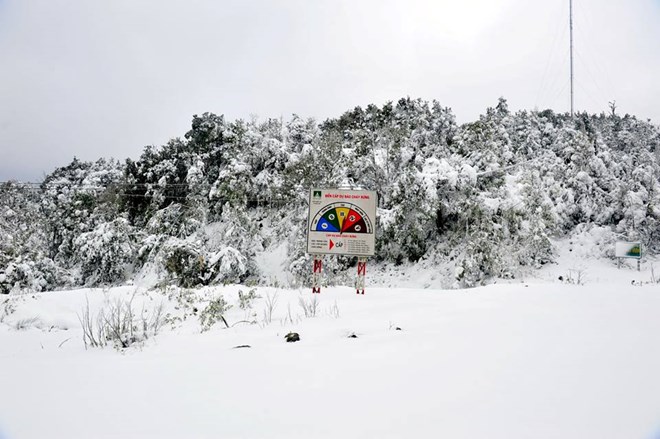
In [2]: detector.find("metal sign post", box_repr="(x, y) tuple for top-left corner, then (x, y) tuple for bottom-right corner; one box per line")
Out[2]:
(312, 256), (323, 294)
(356, 257), (367, 295)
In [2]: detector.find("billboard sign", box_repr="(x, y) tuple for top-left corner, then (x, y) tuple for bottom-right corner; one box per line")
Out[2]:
(615, 241), (642, 259)
(306, 188), (377, 256)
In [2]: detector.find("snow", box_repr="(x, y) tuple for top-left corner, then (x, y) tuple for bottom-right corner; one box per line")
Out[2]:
(254, 241), (292, 286)
(420, 157), (458, 193)
(2, 247), (660, 439)
(481, 196), (501, 212)
(460, 163), (477, 185)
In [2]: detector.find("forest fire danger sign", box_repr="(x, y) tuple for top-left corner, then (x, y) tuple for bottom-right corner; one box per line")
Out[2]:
(306, 188), (377, 256)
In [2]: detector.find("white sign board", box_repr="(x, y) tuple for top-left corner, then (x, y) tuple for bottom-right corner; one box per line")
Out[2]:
(306, 188), (377, 256)
(615, 241), (642, 259)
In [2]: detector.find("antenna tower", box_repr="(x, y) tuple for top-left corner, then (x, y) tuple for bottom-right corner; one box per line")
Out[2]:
(569, 0), (574, 116)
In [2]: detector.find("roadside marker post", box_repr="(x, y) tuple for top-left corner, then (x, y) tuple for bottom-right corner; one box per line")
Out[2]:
(312, 256), (323, 294)
(356, 257), (367, 294)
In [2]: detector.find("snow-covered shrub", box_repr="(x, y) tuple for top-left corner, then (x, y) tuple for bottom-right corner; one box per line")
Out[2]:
(157, 237), (249, 287)
(286, 250), (312, 288)
(286, 252), (354, 289)
(210, 204), (262, 255)
(456, 215), (506, 287)
(159, 239), (207, 288)
(238, 288), (260, 309)
(205, 247), (248, 284)
(298, 294), (319, 318)
(41, 158), (124, 266)
(72, 218), (135, 285)
(1, 187), (35, 252)
(144, 203), (201, 239)
(78, 294), (165, 349)
(509, 170), (556, 268)
(0, 257), (67, 294)
(199, 295), (231, 331)
(567, 224), (620, 259)
(14, 317), (42, 331)
(209, 158), (255, 207)
(0, 297), (16, 322)
(378, 164), (439, 263)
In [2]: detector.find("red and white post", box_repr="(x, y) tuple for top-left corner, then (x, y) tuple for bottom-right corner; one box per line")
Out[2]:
(312, 256), (323, 294)
(356, 257), (367, 295)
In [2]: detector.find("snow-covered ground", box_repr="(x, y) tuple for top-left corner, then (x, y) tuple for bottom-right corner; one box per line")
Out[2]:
(1, 248), (660, 439)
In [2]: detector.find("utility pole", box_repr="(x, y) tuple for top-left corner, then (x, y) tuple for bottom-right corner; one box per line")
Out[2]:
(569, 0), (574, 117)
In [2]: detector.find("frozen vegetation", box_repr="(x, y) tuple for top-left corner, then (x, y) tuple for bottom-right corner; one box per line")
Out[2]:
(1, 98), (658, 292)
(1, 98), (660, 438)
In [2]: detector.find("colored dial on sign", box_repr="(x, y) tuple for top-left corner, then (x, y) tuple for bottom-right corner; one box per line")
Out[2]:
(310, 203), (373, 234)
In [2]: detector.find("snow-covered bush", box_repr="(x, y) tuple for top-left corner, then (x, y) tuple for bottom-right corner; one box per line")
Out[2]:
(144, 203), (202, 239)
(379, 164), (438, 263)
(238, 288), (260, 310)
(73, 217), (135, 285)
(158, 238), (249, 288)
(40, 158), (124, 265)
(205, 247), (248, 284)
(199, 295), (231, 331)
(78, 294), (165, 349)
(0, 257), (69, 294)
(159, 239), (207, 288)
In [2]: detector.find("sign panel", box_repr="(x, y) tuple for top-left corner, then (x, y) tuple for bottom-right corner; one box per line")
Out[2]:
(306, 188), (377, 256)
(615, 241), (642, 259)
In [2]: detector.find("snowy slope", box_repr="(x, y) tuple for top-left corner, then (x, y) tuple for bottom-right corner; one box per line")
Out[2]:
(1, 253), (660, 439)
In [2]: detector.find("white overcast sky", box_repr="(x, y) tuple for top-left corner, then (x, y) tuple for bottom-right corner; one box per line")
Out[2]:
(1, 0), (659, 181)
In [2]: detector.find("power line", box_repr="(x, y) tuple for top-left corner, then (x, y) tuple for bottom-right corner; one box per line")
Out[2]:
(0, 182), (298, 206)
(0, 182), (193, 188)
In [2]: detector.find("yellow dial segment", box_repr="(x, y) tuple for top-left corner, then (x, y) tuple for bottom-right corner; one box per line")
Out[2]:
(335, 207), (350, 229)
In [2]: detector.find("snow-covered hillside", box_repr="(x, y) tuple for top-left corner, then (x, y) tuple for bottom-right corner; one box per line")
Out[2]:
(1, 245), (659, 439)
(2, 98), (659, 293)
